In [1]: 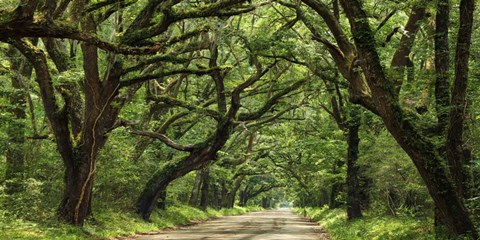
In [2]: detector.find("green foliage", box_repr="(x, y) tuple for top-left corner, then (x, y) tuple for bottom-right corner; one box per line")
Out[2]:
(359, 127), (432, 216)
(1, 178), (48, 220)
(0, 219), (87, 240)
(298, 207), (436, 240)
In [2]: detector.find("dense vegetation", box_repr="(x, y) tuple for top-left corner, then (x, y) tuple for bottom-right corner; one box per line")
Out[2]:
(0, 0), (479, 239)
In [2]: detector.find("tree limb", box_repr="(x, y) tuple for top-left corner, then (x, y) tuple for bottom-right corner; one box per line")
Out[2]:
(148, 95), (223, 121)
(131, 130), (195, 152)
(245, 105), (298, 128)
(239, 79), (306, 121)
(120, 66), (231, 88)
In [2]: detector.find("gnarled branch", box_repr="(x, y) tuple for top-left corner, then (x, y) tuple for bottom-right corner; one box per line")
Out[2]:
(120, 66), (231, 88)
(148, 95), (223, 121)
(238, 79), (306, 121)
(131, 131), (195, 152)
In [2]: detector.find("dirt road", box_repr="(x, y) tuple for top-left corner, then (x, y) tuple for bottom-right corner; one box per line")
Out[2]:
(135, 208), (329, 240)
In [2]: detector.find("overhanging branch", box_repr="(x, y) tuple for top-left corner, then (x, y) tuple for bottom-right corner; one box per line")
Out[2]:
(131, 131), (195, 152)
(148, 95), (223, 121)
(238, 79), (306, 121)
(120, 66), (231, 88)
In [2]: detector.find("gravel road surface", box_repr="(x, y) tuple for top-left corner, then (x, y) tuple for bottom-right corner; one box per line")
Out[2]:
(135, 208), (329, 240)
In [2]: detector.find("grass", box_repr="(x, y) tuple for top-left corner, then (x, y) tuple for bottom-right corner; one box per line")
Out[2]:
(296, 207), (436, 240)
(0, 205), (260, 239)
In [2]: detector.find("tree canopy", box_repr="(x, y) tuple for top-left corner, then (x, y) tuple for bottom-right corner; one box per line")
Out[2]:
(0, 0), (479, 239)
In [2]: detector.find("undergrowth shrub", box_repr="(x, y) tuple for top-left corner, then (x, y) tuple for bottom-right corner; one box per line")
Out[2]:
(0, 178), (51, 221)
(297, 207), (436, 240)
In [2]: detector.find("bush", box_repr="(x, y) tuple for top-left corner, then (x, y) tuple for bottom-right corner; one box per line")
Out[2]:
(297, 207), (436, 240)
(1, 178), (52, 221)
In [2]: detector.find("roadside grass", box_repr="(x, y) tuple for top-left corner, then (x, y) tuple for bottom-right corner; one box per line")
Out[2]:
(0, 205), (259, 240)
(296, 207), (436, 240)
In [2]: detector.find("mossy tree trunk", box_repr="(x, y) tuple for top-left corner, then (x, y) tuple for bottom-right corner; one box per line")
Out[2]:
(339, 0), (478, 237)
(346, 107), (362, 220)
(135, 143), (224, 219)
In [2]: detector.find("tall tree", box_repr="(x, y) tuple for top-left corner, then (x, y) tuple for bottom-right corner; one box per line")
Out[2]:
(338, 0), (478, 237)
(345, 106), (362, 219)
(1, 0), (259, 225)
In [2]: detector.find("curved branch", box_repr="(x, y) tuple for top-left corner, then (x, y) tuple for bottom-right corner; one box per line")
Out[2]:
(238, 79), (306, 121)
(148, 95), (223, 121)
(120, 66), (231, 88)
(0, 22), (208, 56)
(300, 0), (354, 56)
(246, 105), (298, 128)
(131, 131), (195, 152)
(0, 21), (168, 54)
(85, 0), (130, 13)
(228, 60), (277, 119)
(121, 0), (255, 45)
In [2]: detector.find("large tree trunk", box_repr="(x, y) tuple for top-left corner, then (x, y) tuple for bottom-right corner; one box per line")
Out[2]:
(262, 197), (270, 208)
(211, 183), (220, 209)
(346, 107), (362, 220)
(58, 127), (108, 225)
(433, 0), (451, 233)
(10, 37), (128, 226)
(136, 172), (176, 220)
(445, 0), (474, 200)
(136, 148), (216, 220)
(393, 131), (475, 237)
(58, 154), (95, 224)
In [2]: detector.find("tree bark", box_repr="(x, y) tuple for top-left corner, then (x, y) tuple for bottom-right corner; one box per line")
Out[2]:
(136, 147), (219, 219)
(445, 0), (474, 200)
(239, 187), (248, 207)
(58, 151), (96, 224)
(390, 6), (425, 94)
(346, 107), (362, 220)
(434, 0), (450, 133)
(433, 0), (451, 232)
(211, 183), (220, 209)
